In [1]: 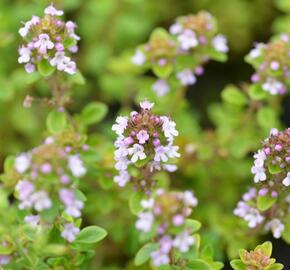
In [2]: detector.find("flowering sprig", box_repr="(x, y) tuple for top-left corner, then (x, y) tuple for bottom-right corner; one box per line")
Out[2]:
(131, 11), (228, 96)
(112, 101), (180, 192)
(134, 189), (200, 267)
(13, 133), (87, 242)
(234, 128), (290, 239)
(230, 241), (284, 270)
(246, 33), (290, 95)
(251, 128), (289, 186)
(18, 3), (79, 76)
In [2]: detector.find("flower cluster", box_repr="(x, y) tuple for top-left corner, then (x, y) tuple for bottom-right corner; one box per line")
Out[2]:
(251, 128), (289, 187)
(112, 101), (180, 192)
(131, 11), (228, 96)
(234, 128), (290, 239)
(234, 188), (289, 238)
(135, 189), (198, 266)
(18, 3), (79, 75)
(231, 242), (284, 270)
(246, 33), (290, 95)
(14, 134), (87, 242)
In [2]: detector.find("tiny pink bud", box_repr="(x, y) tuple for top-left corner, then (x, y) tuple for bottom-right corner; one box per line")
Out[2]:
(82, 144), (89, 151)
(251, 73), (260, 83)
(258, 188), (268, 196)
(195, 66), (204, 76)
(158, 58), (167, 66)
(60, 175), (70, 184)
(270, 61), (279, 70)
(271, 191), (278, 198)
(41, 163), (52, 174)
(153, 138), (160, 147)
(274, 144), (282, 151)
(172, 214), (184, 226)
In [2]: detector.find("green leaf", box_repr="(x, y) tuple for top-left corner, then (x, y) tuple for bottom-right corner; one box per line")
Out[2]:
(282, 215), (290, 243)
(257, 195), (277, 211)
(248, 84), (268, 100)
(152, 62), (173, 78)
(129, 192), (143, 215)
(207, 47), (228, 62)
(259, 241), (272, 257)
(221, 85), (248, 106)
(46, 110), (67, 134)
(268, 164), (283, 174)
(75, 226), (107, 244)
(257, 107), (278, 129)
(185, 219), (201, 233)
(63, 37), (77, 48)
(134, 243), (159, 266)
(81, 102), (108, 125)
(37, 59), (55, 77)
(187, 259), (212, 270)
(70, 71), (86, 85)
(230, 259), (246, 270)
(265, 263), (284, 270)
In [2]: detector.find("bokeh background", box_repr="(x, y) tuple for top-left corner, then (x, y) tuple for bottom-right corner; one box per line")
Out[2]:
(0, 0), (289, 269)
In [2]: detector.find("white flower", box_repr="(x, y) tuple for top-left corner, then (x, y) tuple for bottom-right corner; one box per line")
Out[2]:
(234, 201), (251, 217)
(282, 172), (290, 187)
(0, 255), (11, 265)
(66, 21), (80, 41)
(115, 157), (129, 171)
(15, 153), (31, 173)
(24, 215), (40, 228)
(50, 52), (70, 70)
(173, 231), (195, 252)
(183, 191), (198, 207)
(162, 164), (177, 172)
(249, 43), (264, 58)
(114, 146), (129, 159)
(131, 50), (146, 65)
(251, 165), (266, 183)
(150, 249), (170, 266)
(270, 128), (279, 136)
(262, 77), (284, 95)
(128, 144), (146, 163)
(68, 155), (86, 177)
(136, 212), (154, 232)
(61, 223), (80, 242)
(253, 150), (266, 167)
(65, 199), (84, 218)
(244, 208), (264, 228)
(166, 144), (180, 159)
(18, 46), (31, 63)
(30, 191), (52, 211)
(265, 219), (285, 239)
(44, 4), (64, 16)
(152, 79), (170, 96)
(64, 60), (77, 74)
(154, 146), (169, 162)
(161, 116), (178, 139)
(177, 29), (198, 51)
(169, 22), (183, 35)
(114, 170), (130, 187)
(34, 34), (54, 54)
(112, 116), (128, 136)
(176, 69), (196, 86)
(140, 100), (154, 110)
(15, 180), (34, 200)
(141, 198), (154, 209)
(212, 34), (228, 53)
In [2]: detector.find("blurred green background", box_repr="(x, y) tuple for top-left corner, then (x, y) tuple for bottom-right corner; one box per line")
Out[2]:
(0, 0), (290, 269)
